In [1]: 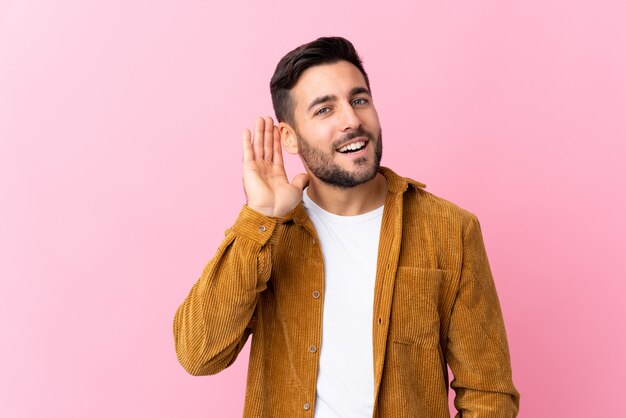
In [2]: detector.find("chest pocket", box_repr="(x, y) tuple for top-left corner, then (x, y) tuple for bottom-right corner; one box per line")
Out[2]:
(389, 267), (445, 346)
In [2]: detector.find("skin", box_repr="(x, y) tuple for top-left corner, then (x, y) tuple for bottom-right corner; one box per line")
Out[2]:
(242, 60), (387, 217)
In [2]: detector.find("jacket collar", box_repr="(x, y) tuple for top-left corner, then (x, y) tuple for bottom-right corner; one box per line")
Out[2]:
(283, 166), (426, 225)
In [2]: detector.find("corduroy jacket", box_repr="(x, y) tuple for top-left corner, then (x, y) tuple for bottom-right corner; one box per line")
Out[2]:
(174, 167), (520, 417)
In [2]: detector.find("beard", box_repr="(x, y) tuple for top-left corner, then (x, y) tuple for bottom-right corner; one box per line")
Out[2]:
(296, 127), (383, 189)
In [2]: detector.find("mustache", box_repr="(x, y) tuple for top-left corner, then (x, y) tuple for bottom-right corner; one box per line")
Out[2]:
(333, 128), (375, 149)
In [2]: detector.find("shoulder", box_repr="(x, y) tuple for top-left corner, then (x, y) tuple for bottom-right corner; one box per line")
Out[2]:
(386, 171), (486, 270)
(407, 185), (476, 223)
(381, 166), (480, 232)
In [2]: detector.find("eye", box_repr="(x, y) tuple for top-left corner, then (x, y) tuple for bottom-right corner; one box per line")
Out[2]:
(352, 98), (368, 106)
(314, 107), (330, 116)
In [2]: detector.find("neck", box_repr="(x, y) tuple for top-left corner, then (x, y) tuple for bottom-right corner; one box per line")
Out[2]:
(306, 172), (388, 216)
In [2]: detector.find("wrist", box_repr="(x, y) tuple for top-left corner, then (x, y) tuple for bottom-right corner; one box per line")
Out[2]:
(247, 204), (278, 217)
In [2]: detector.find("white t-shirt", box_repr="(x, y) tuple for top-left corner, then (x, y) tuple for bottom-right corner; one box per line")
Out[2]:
(302, 189), (384, 418)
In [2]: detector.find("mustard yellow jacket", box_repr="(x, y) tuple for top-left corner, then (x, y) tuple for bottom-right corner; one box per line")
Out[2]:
(174, 167), (520, 417)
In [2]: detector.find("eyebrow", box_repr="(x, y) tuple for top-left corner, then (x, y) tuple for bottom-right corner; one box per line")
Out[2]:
(307, 95), (335, 112)
(306, 86), (371, 113)
(350, 86), (371, 97)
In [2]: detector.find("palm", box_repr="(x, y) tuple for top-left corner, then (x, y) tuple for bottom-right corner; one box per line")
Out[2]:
(242, 117), (308, 217)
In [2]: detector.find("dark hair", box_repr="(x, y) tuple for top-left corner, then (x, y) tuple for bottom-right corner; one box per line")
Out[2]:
(270, 36), (370, 125)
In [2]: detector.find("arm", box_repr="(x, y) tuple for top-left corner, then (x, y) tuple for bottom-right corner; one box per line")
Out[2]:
(173, 206), (281, 376)
(447, 215), (520, 417)
(173, 117), (308, 376)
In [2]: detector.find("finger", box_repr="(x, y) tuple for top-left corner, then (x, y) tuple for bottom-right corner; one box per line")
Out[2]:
(263, 116), (274, 161)
(272, 126), (283, 166)
(242, 129), (253, 163)
(291, 173), (310, 190)
(253, 117), (264, 160)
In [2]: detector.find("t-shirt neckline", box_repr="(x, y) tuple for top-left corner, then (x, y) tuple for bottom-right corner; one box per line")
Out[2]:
(302, 188), (384, 225)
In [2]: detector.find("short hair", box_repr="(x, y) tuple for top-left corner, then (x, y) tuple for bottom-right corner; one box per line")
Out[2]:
(270, 36), (370, 125)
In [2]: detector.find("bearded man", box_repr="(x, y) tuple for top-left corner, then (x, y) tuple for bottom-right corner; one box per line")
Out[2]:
(174, 36), (520, 417)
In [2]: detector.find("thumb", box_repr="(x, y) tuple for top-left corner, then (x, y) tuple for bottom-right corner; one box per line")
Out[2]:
(291, 173), (309, 190)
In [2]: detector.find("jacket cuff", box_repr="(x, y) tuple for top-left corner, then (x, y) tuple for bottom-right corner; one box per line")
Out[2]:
(231, 205), (283, 246)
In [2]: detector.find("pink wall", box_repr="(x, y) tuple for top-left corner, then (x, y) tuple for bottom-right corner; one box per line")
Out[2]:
(1, 1), (625, 417)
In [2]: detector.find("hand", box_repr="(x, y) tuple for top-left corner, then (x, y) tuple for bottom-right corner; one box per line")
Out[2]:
(242, 116), (309, 217)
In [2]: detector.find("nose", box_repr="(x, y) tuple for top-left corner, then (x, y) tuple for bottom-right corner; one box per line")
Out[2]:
(340, 103), (362, 132)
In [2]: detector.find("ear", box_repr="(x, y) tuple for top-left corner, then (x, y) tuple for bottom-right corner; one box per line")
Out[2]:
(279, 122), (299, 155)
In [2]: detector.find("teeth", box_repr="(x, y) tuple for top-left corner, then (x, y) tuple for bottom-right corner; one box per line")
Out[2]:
(338, 141), (365, 153)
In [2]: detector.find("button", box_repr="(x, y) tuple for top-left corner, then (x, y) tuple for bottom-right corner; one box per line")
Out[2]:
(309, 345), (317, 353)
(303, 402), (311, 411)
(312, 291), (320, 299)
(258, 225), (267, 232)
(312, 238), (316, 245)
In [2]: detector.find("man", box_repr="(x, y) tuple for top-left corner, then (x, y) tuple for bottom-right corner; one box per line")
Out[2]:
(174, 36), (520, 417)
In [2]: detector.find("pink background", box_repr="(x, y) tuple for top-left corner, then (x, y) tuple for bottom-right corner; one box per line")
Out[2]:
(1, 0), (625, 417)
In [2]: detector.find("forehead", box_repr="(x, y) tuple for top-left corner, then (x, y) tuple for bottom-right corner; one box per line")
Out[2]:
(291, 61), (368, 106)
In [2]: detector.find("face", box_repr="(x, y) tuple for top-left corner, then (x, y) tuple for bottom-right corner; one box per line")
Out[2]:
(285, 61), (383, 188)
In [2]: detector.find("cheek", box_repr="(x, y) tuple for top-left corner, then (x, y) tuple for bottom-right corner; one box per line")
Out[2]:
(365, 110), (381, 128)
(302, 125), (335, 148)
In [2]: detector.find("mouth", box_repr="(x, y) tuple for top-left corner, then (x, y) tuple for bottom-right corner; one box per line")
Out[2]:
(336, 139), (368, 154)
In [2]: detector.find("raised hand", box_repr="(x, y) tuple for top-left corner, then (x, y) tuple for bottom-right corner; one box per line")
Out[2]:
(242, 116), (309, 217)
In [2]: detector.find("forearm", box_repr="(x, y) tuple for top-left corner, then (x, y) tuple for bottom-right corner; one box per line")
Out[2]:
(173, 206), (282, 376)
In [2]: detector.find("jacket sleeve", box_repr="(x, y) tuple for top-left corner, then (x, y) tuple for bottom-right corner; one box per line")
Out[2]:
(173, 205), (281, 376)
(446, 214), (520, 417)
